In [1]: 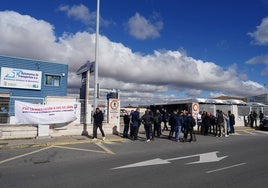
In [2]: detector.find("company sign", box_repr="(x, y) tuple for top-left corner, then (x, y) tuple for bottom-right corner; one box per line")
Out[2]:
(0, 67), (42, 90)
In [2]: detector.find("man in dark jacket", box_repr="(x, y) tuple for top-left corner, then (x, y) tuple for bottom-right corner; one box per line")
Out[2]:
(93, 107), (105, 140)
(228, 110), (235, 134)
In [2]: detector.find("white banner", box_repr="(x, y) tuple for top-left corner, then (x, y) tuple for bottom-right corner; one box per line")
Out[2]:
(15, 101), (78, 124)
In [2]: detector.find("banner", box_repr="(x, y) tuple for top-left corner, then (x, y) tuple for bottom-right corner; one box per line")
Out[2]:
(15, 101), (78, 124)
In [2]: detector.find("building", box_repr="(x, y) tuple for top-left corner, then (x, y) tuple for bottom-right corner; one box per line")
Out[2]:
(0, 55), (68, 123)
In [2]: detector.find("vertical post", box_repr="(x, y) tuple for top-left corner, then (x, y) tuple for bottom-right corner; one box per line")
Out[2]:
(82, 70), (90, 136)
(94, 0), (100, 111)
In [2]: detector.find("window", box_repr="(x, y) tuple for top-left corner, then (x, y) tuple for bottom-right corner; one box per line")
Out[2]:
(45, 75), (61, 86)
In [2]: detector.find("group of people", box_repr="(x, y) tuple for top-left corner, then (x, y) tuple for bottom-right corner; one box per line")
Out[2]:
(123, 107), (197, 142)
(248, 110), (264, 128)
(197, 110), (235, 137)
(92, 106), (237, 142)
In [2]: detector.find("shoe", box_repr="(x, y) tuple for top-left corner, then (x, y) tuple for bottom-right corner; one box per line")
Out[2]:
(93, 138), (98, 141)
(146, 139), (150, 142)
(102, 137), (106, 141)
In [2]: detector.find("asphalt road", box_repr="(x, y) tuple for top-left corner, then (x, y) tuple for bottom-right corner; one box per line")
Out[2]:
(0, 131), (268, 188)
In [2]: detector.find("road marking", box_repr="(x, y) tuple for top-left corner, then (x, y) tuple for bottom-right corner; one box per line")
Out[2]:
(0, 146), (53, 165)
(0, 143), (114, 166)
(206, 163), (246, 174)
(112, 151), (227, 169)
(53, 145), (108, 154)
(95, 142), (115, 154)
(255, 130), (268, 134)
(244, 130), (256, 135)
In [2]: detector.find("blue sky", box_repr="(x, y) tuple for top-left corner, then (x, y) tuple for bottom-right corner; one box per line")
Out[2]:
(0, 0), (268, 105)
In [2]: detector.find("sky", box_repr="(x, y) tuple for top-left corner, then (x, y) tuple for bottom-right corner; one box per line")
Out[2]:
(0, 0), (268, 106)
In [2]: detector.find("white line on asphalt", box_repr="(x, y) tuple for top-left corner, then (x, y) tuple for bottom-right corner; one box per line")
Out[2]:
(244, 130), (256, 135)
(95, 142), (115, 154)
(255, 130), (268, 134)
(206, 163), (246, 174)
(0, 146), (53, 165)
(53, 145), (108, 153)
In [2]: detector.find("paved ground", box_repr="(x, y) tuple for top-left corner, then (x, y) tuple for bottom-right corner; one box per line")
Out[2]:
(0, 126), (258, 149)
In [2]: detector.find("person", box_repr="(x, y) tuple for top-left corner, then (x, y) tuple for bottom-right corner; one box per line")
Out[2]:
(202, 111), (210, 136)
(223, 112), (229, 137)
(259, 110), (264, 127)
(129, 110), (134, 138)
(209, 113), (216, 135)
(183, 113), (196, 142)
(168, 110), (177, 140)
(123, 111), (131, 138)
(228, 110), (235, 134)
(153, 109), (162, 138)
(141, 109), (154, 142)
(162, 109), (169, 131)
(174, 110), (183, 142)
(216, 110), (224, 137)
(131, 108), (140, 140)
(253, 111), (257, 127)
(197, 111), (202, 132)
(93, 107), (105, 140)
(249, 111), (254, 128)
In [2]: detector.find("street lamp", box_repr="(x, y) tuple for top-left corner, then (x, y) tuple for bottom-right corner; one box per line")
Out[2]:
(93, 0), (100, 111)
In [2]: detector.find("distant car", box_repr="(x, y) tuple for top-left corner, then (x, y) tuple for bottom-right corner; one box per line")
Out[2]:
(260, 117), (268, 130)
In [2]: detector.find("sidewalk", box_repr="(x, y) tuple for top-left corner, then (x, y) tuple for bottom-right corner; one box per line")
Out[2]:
(0, 126), (256, 150)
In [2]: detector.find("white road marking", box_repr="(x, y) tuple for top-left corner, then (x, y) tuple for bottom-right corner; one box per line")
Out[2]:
(95, 142), (115, 154)
(112, 151), (227, 169)
(0, 143), (114, 166)
(244, 130), (256, 135)
(0, 146), (53, 165)
(255, 130), (268, 134)
(206, 163), (246, 174)
(53, 145), (108, 153)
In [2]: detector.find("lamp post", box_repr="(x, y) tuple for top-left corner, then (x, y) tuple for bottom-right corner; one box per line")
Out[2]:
(93, 0), (100, 111)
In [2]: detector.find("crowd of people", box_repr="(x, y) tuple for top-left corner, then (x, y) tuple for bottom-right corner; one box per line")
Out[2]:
(196, 110), (235, 137)
(123, 107), (197, 142)
(121, 107), (238, 142)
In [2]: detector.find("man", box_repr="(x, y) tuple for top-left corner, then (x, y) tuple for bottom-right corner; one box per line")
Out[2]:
(216, 110), (224, 137)
(131, 108), (140, 140)
(174, 110), (183, 142)
(162, 109), (169, 131)
(183, 113), (196, 142)
(153, 109), (162, 138)
(141, 109), (154, 142)
(93, 107), (105, 140)
(123, 111), (130, 138)
(228, 110), (235, 134)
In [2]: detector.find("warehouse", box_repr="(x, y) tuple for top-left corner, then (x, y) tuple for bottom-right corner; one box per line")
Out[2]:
(0, 55), (68, 123)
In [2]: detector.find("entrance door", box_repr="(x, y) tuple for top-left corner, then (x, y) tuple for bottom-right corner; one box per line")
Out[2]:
(0, 93), (10, 124)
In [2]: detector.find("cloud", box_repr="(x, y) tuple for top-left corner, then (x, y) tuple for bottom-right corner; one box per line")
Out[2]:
(58, 4), (111, 28)
(127, 12), (163, 40)
(0, 11), (266, 106)
(245, 54), (268, 76)
(248, 16), (268, 45)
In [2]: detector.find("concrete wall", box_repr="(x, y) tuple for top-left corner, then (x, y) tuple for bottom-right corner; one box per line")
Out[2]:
(0, 96), (116, 139)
